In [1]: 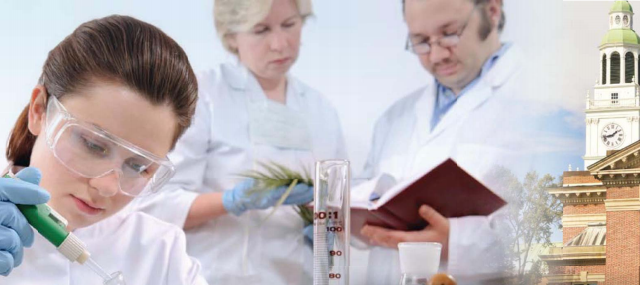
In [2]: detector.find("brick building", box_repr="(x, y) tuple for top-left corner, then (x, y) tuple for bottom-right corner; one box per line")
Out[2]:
(540, 1), (640, 285)
(540, 2), (640, 284)
(542, 143), (640, 284)
(540, 170), (605, 284)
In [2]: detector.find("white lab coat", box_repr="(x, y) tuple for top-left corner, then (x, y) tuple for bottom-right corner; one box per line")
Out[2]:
(361, 45), (531, 284)
(3, 207), (208, 285)
(131, 62), (348, 284)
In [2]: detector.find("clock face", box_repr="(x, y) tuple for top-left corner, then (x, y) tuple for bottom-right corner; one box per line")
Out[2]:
(624, 15), (630, 26)
(616, 15), (621, 25)
(601, 123), (625, 148)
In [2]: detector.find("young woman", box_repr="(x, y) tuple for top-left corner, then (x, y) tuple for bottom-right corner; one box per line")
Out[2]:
(132, 0), (348, 283)
(0, 15), (207, 284)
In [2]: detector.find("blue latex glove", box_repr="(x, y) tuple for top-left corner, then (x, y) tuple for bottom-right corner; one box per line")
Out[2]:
(0, 167), (50, 276)
(222, 179), (314, 216)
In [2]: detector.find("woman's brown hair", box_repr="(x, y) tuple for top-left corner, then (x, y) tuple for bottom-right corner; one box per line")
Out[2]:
(6, 15), (198, 166)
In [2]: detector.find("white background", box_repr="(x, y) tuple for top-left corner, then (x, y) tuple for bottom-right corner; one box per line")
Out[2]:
(0, 0), (564, 280)
(0, 0), (561, 172)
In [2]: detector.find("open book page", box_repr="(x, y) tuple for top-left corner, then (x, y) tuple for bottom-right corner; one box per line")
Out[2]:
(365, 158), (445, 210)
(350, 173), (397, 210)
(372, 170), (430, 209)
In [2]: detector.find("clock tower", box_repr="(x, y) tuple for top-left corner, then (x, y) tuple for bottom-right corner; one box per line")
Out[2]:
(584, 0), (640, 168)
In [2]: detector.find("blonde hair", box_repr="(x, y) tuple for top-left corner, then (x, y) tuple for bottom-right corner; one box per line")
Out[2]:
(214, 0), (313, 54)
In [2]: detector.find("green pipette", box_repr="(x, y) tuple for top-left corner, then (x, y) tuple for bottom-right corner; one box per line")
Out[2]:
(4, 172), (125, 284)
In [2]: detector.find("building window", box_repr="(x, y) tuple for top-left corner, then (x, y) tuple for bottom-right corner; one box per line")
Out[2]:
(612, 93), (619, 105)
(626, 52), (635, 83)
(611, 52), (621, 84)
(602, 54), (607, 84)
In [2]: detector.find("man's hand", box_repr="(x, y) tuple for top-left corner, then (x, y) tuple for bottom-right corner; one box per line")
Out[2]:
(361, 205), (450, 260)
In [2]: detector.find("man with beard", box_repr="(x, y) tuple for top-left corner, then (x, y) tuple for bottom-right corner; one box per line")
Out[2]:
(359, 0), (523, 283)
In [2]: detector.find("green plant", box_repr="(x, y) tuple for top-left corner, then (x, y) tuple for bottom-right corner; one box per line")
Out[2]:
(239, 162), (314, 225)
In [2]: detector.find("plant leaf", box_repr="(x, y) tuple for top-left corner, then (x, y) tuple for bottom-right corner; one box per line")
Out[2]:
(237, 161), (315, 224)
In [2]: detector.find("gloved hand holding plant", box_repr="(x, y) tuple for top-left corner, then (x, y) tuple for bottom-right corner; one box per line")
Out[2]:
(236, 162), (314, 226)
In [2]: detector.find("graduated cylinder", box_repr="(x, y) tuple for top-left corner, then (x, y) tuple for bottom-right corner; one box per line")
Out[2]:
(313, 160), (350, 285)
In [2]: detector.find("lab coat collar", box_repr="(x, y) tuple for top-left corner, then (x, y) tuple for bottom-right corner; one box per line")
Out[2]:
(414, 84), (438, 144)
(415, 43), (523, 145)
(221, 61), (251, 90)
(73, 202), (133, 238)
(220, 62), (307, 103)
(482, 43), (523, 89)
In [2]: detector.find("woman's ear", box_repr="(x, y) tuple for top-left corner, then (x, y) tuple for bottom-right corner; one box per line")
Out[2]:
(226, 34), (239, 53)
(27, 85), (48, 136)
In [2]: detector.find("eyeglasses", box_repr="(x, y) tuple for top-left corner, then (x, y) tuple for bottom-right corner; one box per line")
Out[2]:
(405, 6), (477, 55)
(44, 95), (175, 197)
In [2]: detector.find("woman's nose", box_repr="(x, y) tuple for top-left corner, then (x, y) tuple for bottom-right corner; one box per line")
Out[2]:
(88, 170), (121, 197)
(269, 30), (288, 52)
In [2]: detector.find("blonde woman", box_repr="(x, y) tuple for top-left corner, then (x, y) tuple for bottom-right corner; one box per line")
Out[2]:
(132, 0), (347, 283)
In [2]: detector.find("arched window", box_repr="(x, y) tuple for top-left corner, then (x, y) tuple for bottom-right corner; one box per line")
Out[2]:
(611, 52), (621, 84)
(626, 52), (635, 83)
(602, 54), (607, 85)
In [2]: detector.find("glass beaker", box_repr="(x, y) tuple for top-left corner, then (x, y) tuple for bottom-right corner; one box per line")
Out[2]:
(398, 242), (441, 285)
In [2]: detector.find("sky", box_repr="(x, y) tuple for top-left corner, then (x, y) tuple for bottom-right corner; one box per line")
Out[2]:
(0, 0), (615, 246)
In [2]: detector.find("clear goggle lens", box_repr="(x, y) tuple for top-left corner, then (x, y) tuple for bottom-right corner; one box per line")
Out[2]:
(44, 96), (174, 197)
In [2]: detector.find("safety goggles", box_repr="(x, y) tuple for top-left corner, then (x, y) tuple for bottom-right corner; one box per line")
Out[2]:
(44, 95), (175, 197)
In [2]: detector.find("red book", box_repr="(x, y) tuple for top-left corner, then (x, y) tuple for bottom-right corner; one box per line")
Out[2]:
(351, 159), (506, 244)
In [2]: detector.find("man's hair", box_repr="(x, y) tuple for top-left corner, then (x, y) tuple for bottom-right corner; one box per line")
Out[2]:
(402, 0), (506, 32)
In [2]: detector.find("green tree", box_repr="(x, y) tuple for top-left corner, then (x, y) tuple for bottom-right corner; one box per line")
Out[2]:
(485, 167), (562, 285)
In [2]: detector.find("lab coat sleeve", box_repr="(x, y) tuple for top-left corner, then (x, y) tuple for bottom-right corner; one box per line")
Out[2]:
(358, 113), (391, 180)
(131, 84), (213, 228)
(446, 207), (509, 282)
